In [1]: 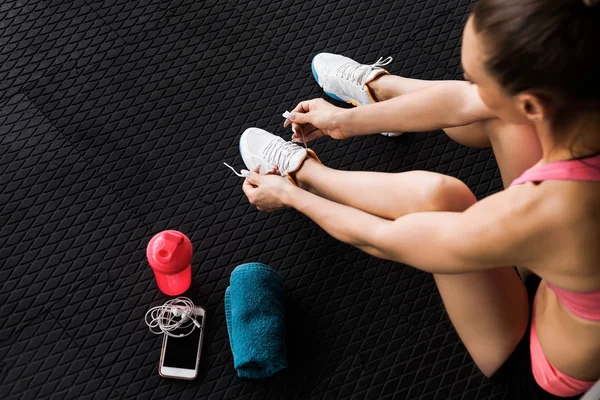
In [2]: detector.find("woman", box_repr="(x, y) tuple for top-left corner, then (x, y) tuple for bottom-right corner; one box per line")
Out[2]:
(238, 0), (600, 398)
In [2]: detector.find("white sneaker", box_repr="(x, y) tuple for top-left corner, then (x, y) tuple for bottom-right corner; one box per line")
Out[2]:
(311, 53), (401, 137)
(238, 128), (319, 184)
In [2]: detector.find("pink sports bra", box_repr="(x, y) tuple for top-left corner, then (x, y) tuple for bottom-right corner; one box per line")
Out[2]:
(510, 151), (600, 321)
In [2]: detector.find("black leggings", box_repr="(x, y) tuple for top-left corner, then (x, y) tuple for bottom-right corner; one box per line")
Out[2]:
(488, 274), (581, 400)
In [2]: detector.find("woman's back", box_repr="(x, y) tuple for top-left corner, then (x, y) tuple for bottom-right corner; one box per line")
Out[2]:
(511, 159), (600, 381)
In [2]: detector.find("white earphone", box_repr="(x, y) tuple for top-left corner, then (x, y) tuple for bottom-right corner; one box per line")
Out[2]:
(145, 297), (201, 338)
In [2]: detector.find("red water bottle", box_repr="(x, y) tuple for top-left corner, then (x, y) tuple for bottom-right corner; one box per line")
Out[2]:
(146, 230), (193, 296)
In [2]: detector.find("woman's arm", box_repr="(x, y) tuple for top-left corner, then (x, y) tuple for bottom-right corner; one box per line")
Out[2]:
(282, 184), (544, 274)
(341, 81), (494, 136)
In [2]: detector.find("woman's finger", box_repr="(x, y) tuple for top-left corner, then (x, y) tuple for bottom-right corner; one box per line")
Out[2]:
(286, 111), (313, 125)
(284, 101), (312, 127)
(242, 179), (254, 195)
(297, 126), (324, 143)
(302, 130), (323, 143)
(291, 123), (322, 142)
(292, 122), (318, 134)
(291, 122), (303, 134)
(292, 100), (313, 114)
(245, 171), (261, 186)
(302, 125), (320, 136)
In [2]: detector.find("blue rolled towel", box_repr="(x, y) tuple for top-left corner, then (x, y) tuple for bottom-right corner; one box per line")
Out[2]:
(224, 262), (288, 378)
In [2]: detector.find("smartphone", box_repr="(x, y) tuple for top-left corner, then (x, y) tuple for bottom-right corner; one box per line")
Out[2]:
(159, 306), (206, 380)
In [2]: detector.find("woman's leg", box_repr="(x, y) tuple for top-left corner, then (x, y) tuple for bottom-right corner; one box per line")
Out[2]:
(482, 119), (542, 188)
(295, 117), (542, 218)
(366, 74), (542, 276)
(368, 74), (446, 99)
(367, 74), (542, 186)
(432, 268), (529, 376)
(294, 75), (542, 375)
(472, 120), (541, 281)
(293, 158), (530, 377)
(368, 74), (493, 148)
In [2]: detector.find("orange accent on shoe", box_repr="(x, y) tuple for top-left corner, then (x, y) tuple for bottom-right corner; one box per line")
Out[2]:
(287, 149), (320, 186)
(347, 99), (360, 107)
(364, 70), (390, 103)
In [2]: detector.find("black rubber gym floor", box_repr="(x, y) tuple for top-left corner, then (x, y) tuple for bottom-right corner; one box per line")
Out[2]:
(1, 1), (506, 399)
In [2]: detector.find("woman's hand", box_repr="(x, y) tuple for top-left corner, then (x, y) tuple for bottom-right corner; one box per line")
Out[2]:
(242, 167), (295, 212)
(283, 98), (351, 143)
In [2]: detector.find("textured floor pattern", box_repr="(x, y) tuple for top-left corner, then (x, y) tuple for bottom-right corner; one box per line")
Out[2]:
(0, 0), (506, 399)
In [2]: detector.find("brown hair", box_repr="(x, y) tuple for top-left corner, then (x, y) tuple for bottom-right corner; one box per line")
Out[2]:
(472, 0), (600, 128)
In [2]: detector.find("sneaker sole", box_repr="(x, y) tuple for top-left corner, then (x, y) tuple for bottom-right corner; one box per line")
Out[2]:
(311, 56), (344, 102)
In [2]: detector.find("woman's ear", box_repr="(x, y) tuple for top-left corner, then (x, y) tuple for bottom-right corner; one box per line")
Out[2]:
(516, 93), (550, 123)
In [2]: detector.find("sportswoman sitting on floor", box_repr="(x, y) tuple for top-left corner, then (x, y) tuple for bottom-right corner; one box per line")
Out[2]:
(237, 0), (600, 398)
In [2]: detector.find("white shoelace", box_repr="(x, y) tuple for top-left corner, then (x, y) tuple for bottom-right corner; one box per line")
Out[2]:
(224, 112), (307, 178)
(224, 162), (249, 178)
(335, 56), (393, 87)
(261, 138), (303, 176)
(223, 139), (302, 178)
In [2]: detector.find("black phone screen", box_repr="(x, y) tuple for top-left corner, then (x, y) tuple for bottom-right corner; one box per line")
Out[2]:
(163, 315), (203, 369)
